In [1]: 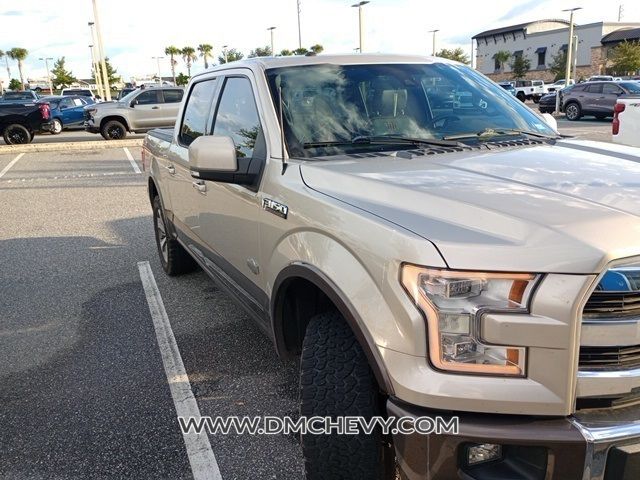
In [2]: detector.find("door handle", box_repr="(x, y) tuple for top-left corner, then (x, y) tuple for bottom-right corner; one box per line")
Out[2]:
(166, 165), (175, 175)
(151, 106), (160, 109)
(192, 181), (206, 193)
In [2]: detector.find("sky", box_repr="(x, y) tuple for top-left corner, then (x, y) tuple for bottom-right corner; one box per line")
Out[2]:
(0, 0), (639, 86)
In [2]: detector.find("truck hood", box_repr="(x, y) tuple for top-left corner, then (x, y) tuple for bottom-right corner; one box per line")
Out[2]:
(299, 140), (640, 273)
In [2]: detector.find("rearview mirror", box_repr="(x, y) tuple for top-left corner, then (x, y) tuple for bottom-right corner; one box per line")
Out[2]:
(189, 136), (238, 181)
(541, 113), (558, 132)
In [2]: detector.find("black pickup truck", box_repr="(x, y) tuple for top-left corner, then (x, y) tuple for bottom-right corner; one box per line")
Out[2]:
(0, 102), (53, 144)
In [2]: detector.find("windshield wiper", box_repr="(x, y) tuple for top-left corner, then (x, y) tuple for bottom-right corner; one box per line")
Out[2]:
(443, 128), (560, 141)
(303, 135), (464, 149)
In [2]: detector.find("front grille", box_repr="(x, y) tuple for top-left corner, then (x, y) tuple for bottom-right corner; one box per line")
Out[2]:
(580, 268), (640, 372)
(583, 291), (640, 319)
(579, 345), (640, 370)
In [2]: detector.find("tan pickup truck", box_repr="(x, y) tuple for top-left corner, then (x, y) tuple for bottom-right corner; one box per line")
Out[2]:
(143, 54), (640, 480)
(84, 86), (183, 140)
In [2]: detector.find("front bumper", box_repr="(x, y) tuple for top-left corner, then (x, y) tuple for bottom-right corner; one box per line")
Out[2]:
(40, 121), (54, 132)
(388, 398), (640, 480)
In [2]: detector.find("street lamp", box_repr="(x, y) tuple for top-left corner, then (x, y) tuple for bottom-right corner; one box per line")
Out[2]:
(557, 7), (581, 114)
(152, 56), (164, 84)
(39, 57), (53, 94)
(297, 0), (303, 50)
(90, 0), (111, 101)
(267, 27), (276, 56)
(428, 29), (439, 56)
(351, 1), (370, 53)
(222, 45), (228, 63)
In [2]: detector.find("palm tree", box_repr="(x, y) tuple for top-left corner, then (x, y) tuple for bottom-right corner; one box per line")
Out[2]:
(493, 50), (511, 72)
(8, 47), (28, 90)
(181, 46), (197, 76)
(198, 43), (214, 69)
(164, 46), (180, 85)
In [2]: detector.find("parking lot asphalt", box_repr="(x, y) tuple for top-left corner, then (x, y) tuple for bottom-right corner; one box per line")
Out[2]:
(0, 148), (303, 479)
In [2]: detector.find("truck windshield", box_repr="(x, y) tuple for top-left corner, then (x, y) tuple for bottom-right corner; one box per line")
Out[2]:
(266, 63), (556, 157)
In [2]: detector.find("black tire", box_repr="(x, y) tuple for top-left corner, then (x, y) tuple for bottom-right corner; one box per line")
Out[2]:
(3, 123), (32, 144)
(51, 118), (63, 135)
(300, 311), (394, 480)
(152, 196), (197, 276)
(532, 97), (540, 104)
(595, 114), (608, 120)
(565, 102), (581, 121)
(101, 119), (127, 140)
(516, 92), (526, 102)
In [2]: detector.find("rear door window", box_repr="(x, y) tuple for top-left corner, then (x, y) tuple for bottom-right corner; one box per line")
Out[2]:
(602, 83), (623, 95)
(179, 79), (218, 146)
(162, 89), (184, 103)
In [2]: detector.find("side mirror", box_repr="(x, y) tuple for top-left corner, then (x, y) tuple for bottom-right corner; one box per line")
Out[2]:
(541, 112), (558, 132)
(189, 136), (238, 181)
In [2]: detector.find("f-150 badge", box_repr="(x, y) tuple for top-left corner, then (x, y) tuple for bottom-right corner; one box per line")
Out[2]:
(263, 198), (288, 219)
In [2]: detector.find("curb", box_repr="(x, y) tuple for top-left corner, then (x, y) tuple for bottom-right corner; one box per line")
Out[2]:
(0, 139), (143, 154)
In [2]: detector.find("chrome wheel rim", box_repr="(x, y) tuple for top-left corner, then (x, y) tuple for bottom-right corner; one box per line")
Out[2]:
(7, 127), (29, 144)
(156, 209), (168, 263)
(567, 105), (578, 119)
(53, 119), (62, 133)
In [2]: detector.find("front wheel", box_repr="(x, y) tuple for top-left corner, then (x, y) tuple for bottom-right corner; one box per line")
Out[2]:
(565, 102), (582, 121)
(101, 120), (127, 140)
(300, 311), (395, 480)
(3, 124), (32, 144)
(51, 118), (63, 135)
(516, 92), (526, 102)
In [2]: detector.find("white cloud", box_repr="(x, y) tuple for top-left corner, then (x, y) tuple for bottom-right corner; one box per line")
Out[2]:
(1, 0), (638, 87)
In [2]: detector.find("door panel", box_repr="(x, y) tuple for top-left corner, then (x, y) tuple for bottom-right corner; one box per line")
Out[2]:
(196, 75), (267, 302)
(129, 90), (163, 129)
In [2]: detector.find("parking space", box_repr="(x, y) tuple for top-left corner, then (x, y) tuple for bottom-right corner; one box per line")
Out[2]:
(0, 147), (303, 479)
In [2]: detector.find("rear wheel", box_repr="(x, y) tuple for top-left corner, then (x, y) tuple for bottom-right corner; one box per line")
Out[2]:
(51, 118), (63, 135)
(3, 124), (32, 144)
(516, 92), (526, 102)
(565, 102), (582, 121)
(300, 311), (395, 480)
(152, 196), (197, 276)
(101, 119), (127, 140)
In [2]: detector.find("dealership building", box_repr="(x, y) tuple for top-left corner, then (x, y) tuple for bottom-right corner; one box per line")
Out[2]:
(473, 20), (640, 82)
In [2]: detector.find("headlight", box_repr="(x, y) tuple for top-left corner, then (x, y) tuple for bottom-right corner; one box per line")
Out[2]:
(401, 264), (540, 377)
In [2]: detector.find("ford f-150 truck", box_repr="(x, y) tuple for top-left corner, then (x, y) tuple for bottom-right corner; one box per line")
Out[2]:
(144, 54), (640, 480)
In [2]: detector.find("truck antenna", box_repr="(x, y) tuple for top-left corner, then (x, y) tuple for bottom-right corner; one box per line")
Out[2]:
(278, 82), (288, 175)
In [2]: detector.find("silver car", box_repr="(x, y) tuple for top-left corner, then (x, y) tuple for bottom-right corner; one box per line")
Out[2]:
(84, 86), (184, 140)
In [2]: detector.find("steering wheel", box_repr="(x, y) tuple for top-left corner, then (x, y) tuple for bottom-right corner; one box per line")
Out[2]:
(431, 114), (461, 130)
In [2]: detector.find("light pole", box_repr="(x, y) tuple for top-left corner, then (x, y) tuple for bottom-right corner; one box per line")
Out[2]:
(39, 57), (53, 94)
(222, 45), (228, 63)
(88, 44), (103, 98)
(428, 29), (439, 56)
(89, 21), (108, 100)
(152, 56), (164, 84)
(563, 7), (581, 86)
(90, 1), (111, 101)
(267, 27), (276, 55)
(572, 35), (578, 81)
(352, 1), (370, 53)
(297, 0), (303, 50)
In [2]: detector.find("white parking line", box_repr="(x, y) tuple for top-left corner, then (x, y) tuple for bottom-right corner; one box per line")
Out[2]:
(0, 153), (25, 179)
(137, 261), (222, 480)
(123, 147), (141, 174)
